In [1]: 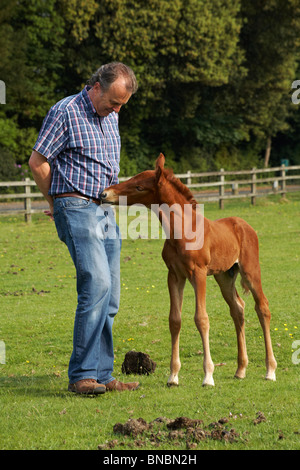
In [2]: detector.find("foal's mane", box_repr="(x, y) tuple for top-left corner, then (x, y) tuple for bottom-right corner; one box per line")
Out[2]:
(163, 168), (198, 207)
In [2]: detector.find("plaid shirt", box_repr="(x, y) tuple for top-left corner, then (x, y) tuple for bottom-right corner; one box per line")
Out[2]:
(33, 86), (121, 198)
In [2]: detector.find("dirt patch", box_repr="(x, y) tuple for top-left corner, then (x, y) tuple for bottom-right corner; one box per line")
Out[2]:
(208, 420), (240, 444)
(253, 411), (267, 425)
(98, 415), (244, 450)
(113, 418), (149, 437)
(166, 416), (203, 430)
(121, 351), (156, 375)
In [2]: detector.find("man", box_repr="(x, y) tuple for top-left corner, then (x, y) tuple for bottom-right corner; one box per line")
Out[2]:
(29, 62), (139, 395)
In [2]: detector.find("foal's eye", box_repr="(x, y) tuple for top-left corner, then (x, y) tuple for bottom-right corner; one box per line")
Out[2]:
(136, 186), (144, 191)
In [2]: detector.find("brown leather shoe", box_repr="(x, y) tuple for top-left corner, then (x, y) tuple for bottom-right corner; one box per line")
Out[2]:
(68, 379), (106, 395)
(105, 379), (140, 392)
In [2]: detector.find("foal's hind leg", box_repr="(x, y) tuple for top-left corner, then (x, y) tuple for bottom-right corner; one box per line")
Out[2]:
(239, 260), (277, 381)
(214, 268), (248, 379)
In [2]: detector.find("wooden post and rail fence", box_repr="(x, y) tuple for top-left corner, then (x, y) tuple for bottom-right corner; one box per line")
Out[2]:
(0, 164), (299, 222)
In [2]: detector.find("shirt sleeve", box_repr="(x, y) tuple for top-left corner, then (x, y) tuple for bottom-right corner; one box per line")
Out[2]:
(33, 106), (69, 162)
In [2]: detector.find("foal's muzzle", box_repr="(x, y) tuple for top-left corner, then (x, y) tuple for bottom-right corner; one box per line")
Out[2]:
(100, 191), (108, 201)
(100, 189), (117, 204)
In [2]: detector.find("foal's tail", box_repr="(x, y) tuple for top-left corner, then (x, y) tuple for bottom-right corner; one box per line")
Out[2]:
(240, 277), (251, 296)
(235, 217), (261, 297)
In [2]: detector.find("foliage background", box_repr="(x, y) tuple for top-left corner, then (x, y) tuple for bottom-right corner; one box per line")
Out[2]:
(1, 0), (300, 179)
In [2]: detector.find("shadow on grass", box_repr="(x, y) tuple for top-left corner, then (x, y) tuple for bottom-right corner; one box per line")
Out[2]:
(0, 374), (98, 399)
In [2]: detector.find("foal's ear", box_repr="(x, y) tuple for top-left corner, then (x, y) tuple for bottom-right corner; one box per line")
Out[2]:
(155, 153), (165, 171)
(155, 153), (165, 184)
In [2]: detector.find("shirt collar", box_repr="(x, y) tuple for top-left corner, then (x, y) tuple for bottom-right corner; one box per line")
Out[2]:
(81, 85), (98, 116)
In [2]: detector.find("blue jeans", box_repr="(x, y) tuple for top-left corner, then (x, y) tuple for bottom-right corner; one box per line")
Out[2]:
(53, 197), (121, 385)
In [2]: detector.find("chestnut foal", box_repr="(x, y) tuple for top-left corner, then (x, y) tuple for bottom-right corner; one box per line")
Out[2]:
(101, 154), (277, 386)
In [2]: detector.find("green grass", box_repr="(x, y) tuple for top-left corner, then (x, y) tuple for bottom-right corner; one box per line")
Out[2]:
(0, 194), (299, 450)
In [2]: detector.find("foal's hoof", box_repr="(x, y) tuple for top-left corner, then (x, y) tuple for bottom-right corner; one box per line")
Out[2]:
(234, 373), (246, 380)
(167, 374), (179, 387)
(202, 377), (215, 387)
(265, 372), (276, 382)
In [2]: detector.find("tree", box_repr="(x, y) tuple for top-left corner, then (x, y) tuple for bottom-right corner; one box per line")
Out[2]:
(1, 0), (300, 174)
(91, 0), (245, 171)
(185, 0), (300, 169)
(0, 0), (66, 165)
(236, 0), (300, 165)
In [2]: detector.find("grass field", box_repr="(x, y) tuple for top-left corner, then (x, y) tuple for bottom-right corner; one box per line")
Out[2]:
(0, 194), (299, 450)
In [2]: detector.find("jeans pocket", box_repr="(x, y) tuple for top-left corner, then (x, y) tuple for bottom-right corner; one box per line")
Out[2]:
(53, 197), (91, 243)
(63, 197), (91, 210)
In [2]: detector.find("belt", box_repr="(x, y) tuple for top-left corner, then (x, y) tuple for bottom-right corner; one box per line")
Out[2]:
(53, 192), (102, 205)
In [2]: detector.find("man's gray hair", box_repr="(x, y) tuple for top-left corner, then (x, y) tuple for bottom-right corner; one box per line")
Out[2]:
(87, 62), (138, 94)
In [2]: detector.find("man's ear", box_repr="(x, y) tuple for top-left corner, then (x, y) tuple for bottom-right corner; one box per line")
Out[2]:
(155, 153), (165, 185)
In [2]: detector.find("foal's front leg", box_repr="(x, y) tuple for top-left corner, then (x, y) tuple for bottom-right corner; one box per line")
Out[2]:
(167, 270), (186, 387)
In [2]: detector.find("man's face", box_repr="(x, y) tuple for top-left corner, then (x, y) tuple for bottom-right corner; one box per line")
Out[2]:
(91, 78), (132, 117)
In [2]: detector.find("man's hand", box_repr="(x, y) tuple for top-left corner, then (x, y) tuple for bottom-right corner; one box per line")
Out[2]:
(44, 205), (54, 220)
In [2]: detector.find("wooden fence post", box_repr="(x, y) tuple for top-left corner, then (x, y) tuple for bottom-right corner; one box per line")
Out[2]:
(232, 183), (239, 195)
(219, 168), (225, 209)
(187, 170), (191, 186)
(24, 177), (32, 223)
(280, 164), (286, 199)
(251, 168), (257, 206)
